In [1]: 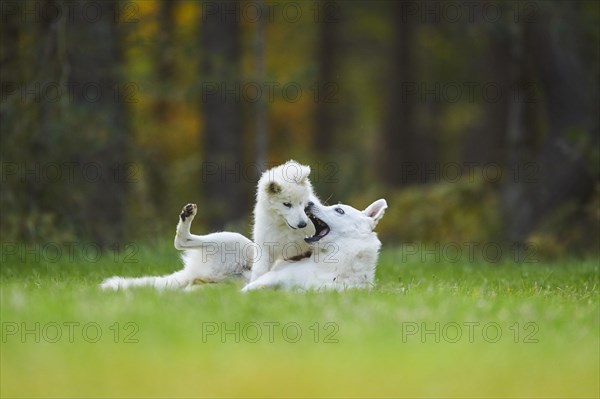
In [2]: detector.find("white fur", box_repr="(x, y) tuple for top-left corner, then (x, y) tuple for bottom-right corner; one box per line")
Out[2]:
(250, 160), (319, 281)
(100, 160), (319, 291)
(242, 199), (387, 292)
(100, 203), (253, 290)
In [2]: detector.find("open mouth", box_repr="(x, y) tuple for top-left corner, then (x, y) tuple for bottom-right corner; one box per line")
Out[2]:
(305, 211), (330, 243)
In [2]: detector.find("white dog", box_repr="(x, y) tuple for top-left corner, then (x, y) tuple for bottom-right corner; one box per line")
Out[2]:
(249, 160), (320, 281)
(242, 198), (387, 291)
(100, 160), (318, 290)
(100, 203), (253, 290)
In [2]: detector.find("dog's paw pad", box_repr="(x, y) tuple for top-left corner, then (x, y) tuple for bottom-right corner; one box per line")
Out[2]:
(180, 203), (197, 221)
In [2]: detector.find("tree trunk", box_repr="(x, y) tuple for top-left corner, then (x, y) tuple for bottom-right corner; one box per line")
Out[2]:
(67, 0), (128, 245)
(379, 2), (419, 186)
(501, 2), (595, 246)
(529, 2), (595, 222)
(200, 0), (245, 229)
(314, 5), (338, 154)
(147, 0), (177, 215)
(462, 24), (509, 167)
(254, 0), (267, 169)
(500, 20), (539, 245)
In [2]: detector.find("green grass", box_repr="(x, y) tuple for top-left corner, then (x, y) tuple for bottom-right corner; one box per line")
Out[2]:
(1, 243), (598, 398)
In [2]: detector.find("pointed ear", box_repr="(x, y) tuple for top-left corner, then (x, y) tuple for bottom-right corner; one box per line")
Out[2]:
(298, 164), (311, 183)
(363, 199), (387, 228)
(267, 182), (281, 194)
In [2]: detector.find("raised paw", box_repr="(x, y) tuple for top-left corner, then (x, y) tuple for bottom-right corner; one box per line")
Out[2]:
(180, 203), (197, 222)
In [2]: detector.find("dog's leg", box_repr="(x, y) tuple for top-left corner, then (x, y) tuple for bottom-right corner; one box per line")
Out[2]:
(249, 256), (270, 282)
(174, 203), (202, 249)
(100, 269), (194, 291)
(174, 203), (252, 250)
(241, 271), (284, 292)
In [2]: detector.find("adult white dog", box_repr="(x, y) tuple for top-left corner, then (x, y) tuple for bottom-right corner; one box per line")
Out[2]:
(100, 160), (319, 290)
(242, 198), (387, 291)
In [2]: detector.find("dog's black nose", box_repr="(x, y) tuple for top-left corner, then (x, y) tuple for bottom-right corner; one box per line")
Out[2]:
(297, 221), (307, 228)
(305, 201), (314, 212)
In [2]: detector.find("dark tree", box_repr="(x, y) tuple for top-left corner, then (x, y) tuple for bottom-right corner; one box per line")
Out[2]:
(530, 2), (596, 224)
(146, 0), (177, 215)
(200, 0), (245, 229)
(499, 19), (540, 245)
(500, 2), (596, 245)
(67, 0), (129, 245)
(462, 24), (510, 167)
(254, 0), (267, 168)
(314, 4), (338, 154)
(379, 2), (435, 186)
(1, 0), (129, 245)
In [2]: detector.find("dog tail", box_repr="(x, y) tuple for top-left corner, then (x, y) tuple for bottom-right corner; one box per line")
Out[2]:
(100, 270), (192, 290)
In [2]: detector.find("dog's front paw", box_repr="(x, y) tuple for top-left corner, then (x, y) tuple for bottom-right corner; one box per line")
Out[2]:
(100, 276), (122, 290)
(180, 203), (197, 222)
(241, 282), (266, 292)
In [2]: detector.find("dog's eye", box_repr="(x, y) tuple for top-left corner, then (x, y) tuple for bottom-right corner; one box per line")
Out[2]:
(283, 202), (292, 208)
(335, 207), (345, 215)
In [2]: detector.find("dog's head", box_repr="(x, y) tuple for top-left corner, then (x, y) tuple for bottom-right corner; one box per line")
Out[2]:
(304, 199), (387, 245)
(258, 160), (316, 230)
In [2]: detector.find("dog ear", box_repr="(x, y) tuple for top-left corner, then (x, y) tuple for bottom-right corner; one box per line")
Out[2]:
(363, 199), (387, 228)
(298, 164), (311, 183)
(267, 182), (282, 194)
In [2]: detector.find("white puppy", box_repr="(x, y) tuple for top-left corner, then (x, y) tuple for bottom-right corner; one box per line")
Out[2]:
(242, 199), (387, 291)
(250, 160), (320, 281)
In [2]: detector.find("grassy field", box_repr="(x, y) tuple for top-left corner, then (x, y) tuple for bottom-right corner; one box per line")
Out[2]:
(1, 242), (598, 398)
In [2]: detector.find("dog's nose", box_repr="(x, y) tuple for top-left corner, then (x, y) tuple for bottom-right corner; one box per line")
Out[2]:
(297, 221), (307, 228)
(304, 201), (314, 212)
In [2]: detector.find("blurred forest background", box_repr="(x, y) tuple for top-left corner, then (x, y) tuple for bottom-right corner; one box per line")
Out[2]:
(1, 0), (599, 258)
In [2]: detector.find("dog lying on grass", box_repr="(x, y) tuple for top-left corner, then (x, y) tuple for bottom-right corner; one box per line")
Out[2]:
(241, 199), (387, 291)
